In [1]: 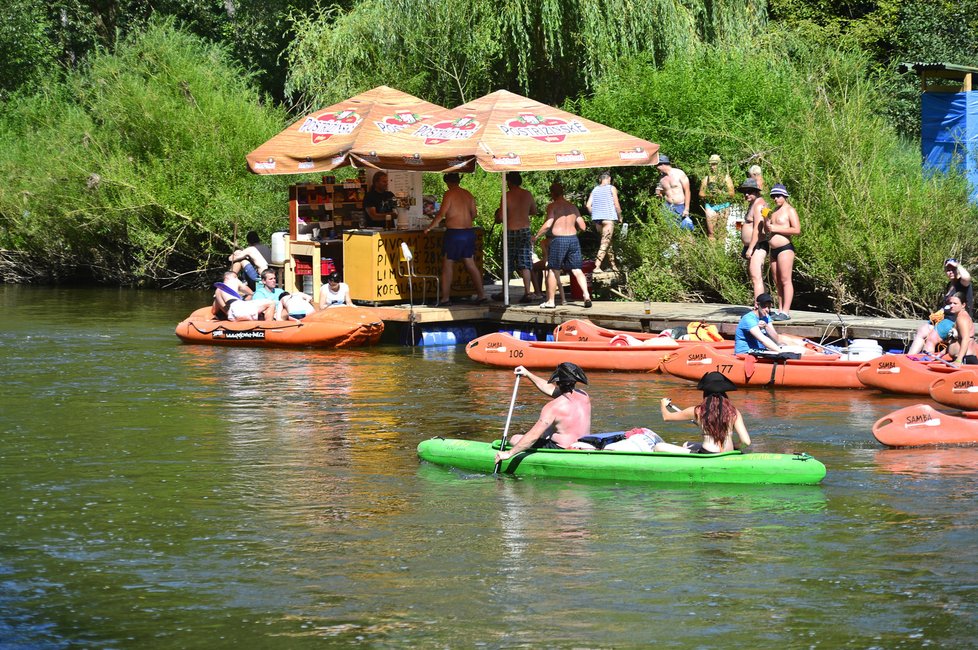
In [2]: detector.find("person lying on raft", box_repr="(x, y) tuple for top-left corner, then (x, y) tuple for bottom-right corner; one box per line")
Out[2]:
(278, 291), (316, 321)
(653, 372), (751, 454)
(494, 363), (593, 463)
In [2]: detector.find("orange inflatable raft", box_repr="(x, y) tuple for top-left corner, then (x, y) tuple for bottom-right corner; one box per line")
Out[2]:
(872, 403), (978, 447)
(856, 354), (957, 394)
(175, 306), (384, 348)
(659, 344), (866, 389)
(928, 369), (978, 410)
(553, 319), (733, 348)
(465, 332), (679, 371)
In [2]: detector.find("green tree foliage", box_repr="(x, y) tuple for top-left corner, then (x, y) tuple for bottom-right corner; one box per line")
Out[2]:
(0, 0), (60, 99)
(0, 20), (290, 285)
(285, 0), (767, 109)
(768, 0), (978, 138)
(1, 0), (338, 101)
(580, 33), (978, 317)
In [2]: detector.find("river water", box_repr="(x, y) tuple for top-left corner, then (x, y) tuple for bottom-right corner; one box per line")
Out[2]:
(2, 286), (977, 648)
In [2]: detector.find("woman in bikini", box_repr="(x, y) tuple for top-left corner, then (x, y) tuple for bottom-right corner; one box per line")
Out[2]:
(653, 372), (751, 454)
(764, 184), (801, 321)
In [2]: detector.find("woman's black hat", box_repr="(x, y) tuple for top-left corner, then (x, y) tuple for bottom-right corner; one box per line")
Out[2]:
(696, 371), (737, 396)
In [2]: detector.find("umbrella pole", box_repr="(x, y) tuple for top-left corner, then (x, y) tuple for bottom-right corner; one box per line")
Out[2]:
(501, 173), (509, 306)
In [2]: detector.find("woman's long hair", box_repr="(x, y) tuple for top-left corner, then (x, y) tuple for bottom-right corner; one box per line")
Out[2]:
(694, 393), (737, 447)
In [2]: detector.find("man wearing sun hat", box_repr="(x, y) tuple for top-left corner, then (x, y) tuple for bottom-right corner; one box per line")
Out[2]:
(734, 292), (784, 354)
(655, 154), (693, 230)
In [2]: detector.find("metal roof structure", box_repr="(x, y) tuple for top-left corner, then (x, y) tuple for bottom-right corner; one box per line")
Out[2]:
(898, 63), (978, 92)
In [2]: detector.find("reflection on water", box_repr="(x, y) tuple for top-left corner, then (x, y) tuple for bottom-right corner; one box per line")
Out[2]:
(2, 286), (978, 647)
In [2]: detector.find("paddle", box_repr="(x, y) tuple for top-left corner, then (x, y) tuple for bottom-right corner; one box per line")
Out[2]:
(493, 374), (522, 476)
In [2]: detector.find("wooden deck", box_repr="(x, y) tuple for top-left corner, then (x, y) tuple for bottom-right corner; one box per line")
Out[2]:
(370, 278), (921, 346)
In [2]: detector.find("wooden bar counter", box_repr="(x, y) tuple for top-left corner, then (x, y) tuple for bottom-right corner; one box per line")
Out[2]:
(343, 228), (484, 304)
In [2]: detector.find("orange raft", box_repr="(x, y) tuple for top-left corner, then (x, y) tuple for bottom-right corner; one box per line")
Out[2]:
(554, 318), (734, 350)
(659, 344), (866, 388)
(553, 319), (733, 349)
(175, 306), (384, 348)
(872, 403), (978, 447)
(856, 354), (958, 394)
(929, 369), (978, 410)
(465, 332), (680, 371)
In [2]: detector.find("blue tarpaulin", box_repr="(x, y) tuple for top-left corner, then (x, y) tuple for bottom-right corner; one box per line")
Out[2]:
(921, 92), (978, 203)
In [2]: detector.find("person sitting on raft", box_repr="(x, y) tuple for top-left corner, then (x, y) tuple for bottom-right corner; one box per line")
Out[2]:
(914, 292), (978, 364)
(493, 363), (593, 463)
(908, 258), (973, 355)
(653, 372), (751, 454)
(734, 292), (783, 354)
(946, 292), (978, 365)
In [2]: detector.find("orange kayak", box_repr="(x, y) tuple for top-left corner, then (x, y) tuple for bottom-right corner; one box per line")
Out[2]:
(928, 369), (978, 410)
(464, 332), (679, 371)
(553, 318), (734, 349)
(659, 344), (866, 388)
(175, 306), (384, 348)
(872, 403), (978, 447)
(856, 354), (957, 394)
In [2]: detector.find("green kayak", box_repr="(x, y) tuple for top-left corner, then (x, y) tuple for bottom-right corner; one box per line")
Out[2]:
(417, 438), (827, 485)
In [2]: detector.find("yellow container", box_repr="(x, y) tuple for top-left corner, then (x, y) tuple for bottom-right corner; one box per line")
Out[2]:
(343, 229), (483, 303)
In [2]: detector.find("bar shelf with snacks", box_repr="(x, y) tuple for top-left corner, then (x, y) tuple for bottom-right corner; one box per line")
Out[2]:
(280, 169), (481, 304)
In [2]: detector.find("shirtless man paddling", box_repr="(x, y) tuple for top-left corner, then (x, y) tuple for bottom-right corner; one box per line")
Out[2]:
(425, 172), (487, 306)
(494, 363), (593, 463)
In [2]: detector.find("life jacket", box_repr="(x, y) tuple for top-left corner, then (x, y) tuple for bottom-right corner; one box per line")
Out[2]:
(687, 321), (724, 342)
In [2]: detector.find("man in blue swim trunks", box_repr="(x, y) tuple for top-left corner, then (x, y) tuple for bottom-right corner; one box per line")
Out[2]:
(655, 155), (693, 231)
(734, 292), (784, 354)
(424, 173), (487, 306)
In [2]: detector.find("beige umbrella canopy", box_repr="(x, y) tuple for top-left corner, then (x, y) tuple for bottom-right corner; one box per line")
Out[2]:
(350, 89), (660, 303)
(349, 89), (659, 171)
(246, 86), (447, 175)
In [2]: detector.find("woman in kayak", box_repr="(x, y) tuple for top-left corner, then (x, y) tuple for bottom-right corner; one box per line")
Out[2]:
(653, 372), (751, 454)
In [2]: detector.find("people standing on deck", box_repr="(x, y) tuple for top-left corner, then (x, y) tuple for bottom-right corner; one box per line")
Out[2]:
(654, 155), (693, 231)
(741, 178), (770, 303)
(653, 372), (751, 454)
(424, 172), (488, 307)
(908, 259), (973, 355)
(495, 171), (540, 303)
(585, 171), (622, 271)
(363, 171), (398, 227)
(699, 154), (735, 239)
(765, 184), (801, 321)
(534, 182), (592, 309)
(493, 363), (593, 463)
(734, 292), (784, 354)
